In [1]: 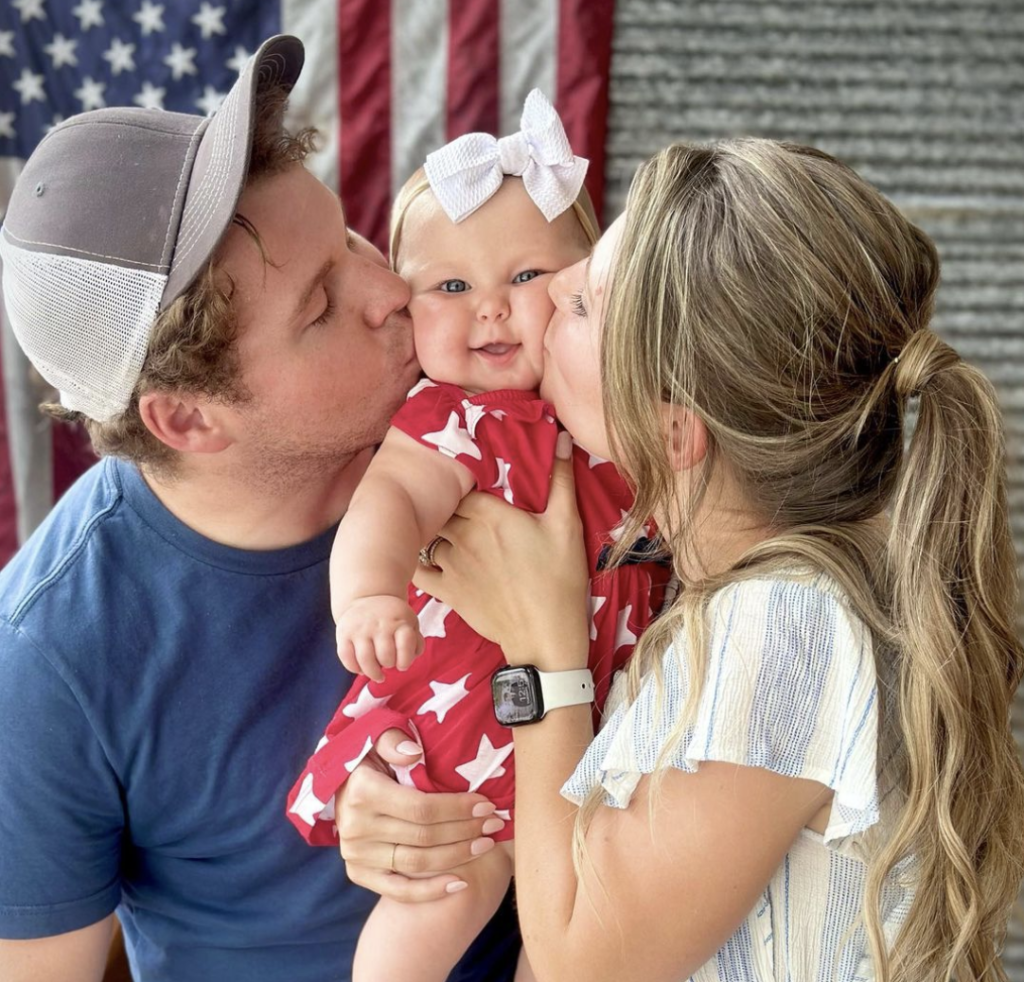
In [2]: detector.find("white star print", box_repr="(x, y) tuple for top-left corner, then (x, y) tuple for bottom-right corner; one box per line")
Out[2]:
(422, 410), (482, 460)
(344, 735), (375, 773)
(44, 33), (78, 69)
(0, 112), (14, 139)
(103, 38), (136, 75)
(614, 603), (638, 652)
(608, 509), (630, 543)
(288, 772), (327, 827)
(192, 2), (227, 38)
(164, 42), (198, 80)
(454, 734), (514, 792)
(589, 591), (607, 641)
(341, 686), (392, 720)
(12, 68), (45, 105)
(133, 0), (165, 35)
(44, 112), (63, 133)
(133, 81), (165, 110)
(462, 401), (487, 439)
(573, 438), (609, 469)
(74, 77), (106, 111)
(12, 0), (45, 23)
(226, 44), (251, 73)
(489, 409), (507, 421)
(491, 457), (513, 504)
(315, 735), (329, 752)
(407, 379), (437, 399)
(417, 597), (453, 639)
(416, 673), (471, 724)
(195, 85), (226, 116)
(0, 32), (14, 58)
(71, 0), (104, 30)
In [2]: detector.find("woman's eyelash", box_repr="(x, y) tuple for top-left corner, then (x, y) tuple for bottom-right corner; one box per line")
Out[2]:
(570, 292), (587, 316)
(310, 297), (336, 327)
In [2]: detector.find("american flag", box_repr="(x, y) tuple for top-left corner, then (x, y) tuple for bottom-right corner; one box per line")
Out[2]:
(0, 0), (616, 565)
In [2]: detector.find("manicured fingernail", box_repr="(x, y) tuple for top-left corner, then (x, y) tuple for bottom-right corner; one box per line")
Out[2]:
(397, 741), (422, 756)
(470, 837), (495, 856)
(481, 818), (505, 835)
(446, 881), (469, 894)
(471, 802), (496, 818)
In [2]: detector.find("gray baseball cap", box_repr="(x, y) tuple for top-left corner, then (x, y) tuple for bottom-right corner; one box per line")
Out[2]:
(0, 34), (305, 423)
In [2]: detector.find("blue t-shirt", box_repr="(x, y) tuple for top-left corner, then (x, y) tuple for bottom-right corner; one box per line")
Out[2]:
(0, 458), (519, 981)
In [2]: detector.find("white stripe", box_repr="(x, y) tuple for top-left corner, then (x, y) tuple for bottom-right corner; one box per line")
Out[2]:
(391, 0), (449, 199)
(500, 0), (558, 137)
(282, 0), (340, 193)
(1, 158), (55, 543)
(1, 292), (54, 542)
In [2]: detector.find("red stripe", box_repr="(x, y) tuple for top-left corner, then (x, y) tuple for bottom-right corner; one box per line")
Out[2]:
(338, 0), (392, 252)
(0, 306), (18, 566)
(446, 0), (501, 140)
(51, 421), (96, 502)
(556, 0), (616, 225)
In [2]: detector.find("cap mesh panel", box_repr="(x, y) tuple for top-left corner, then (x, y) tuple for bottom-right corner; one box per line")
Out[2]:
(0, 233), (166, 423)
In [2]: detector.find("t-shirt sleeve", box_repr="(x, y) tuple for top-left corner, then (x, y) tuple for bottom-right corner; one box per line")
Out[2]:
(0, 618), (123, 938)
(562, 577), (882, 854)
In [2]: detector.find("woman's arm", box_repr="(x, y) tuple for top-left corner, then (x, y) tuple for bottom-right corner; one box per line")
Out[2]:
(414, 438), (833, 981)
(331, 426), (474, 679)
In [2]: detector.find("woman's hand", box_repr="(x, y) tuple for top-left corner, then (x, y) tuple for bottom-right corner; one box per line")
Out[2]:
(413, 432), (590, 670)
(336, 729), (506, 902)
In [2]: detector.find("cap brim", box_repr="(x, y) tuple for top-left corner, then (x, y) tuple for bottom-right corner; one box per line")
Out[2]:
(162, 34), (305, 308)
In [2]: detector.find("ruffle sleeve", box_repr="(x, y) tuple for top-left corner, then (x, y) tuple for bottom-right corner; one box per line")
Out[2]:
(562, 575), (886, 858)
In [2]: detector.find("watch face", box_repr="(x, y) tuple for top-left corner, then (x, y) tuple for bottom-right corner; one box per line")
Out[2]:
(492, 667), (542, 726)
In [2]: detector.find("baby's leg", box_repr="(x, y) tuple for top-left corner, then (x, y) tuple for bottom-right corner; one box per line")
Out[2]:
(352, 841), (514, 982)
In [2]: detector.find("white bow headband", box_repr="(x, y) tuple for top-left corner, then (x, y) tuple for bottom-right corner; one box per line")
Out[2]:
(424, 89), (589, 224)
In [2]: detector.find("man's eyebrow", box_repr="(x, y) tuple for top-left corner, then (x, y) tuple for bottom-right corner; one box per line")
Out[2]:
(294, 259), (334, 322)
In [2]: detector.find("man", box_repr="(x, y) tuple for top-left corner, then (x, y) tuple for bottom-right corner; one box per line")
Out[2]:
(0, 35), (515, 981)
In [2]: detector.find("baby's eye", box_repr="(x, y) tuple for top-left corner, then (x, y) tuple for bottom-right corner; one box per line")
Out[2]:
(439, 279), (469, 293)
(512, 270), (542, 284)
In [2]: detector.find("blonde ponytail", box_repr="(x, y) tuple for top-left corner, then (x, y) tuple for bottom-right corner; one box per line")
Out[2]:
(868, 330), (1024, 981)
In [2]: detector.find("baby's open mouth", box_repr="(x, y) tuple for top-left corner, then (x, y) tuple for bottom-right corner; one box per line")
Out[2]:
(476, 343), (519, 357)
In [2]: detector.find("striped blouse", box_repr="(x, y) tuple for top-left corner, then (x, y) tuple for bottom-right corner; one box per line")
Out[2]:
(562, 572), (913, 981)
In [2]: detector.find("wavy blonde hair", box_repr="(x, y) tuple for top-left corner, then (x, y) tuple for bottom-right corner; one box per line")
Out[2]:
(586, 139), (1024, 980)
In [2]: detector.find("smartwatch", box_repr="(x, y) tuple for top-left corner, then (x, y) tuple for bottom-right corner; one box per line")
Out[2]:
(491, 665), (594, 726)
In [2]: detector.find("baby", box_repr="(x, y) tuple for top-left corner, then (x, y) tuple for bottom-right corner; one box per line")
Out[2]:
(286, 92), (669, 982)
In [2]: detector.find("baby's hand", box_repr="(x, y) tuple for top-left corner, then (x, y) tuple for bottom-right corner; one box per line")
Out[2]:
(336, 596), (425, 683)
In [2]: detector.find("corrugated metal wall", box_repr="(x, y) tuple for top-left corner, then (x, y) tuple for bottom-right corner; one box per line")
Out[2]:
(603, 0), (1024, 973)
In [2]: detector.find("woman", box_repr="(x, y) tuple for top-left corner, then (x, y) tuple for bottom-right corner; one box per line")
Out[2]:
(344, 140), (1024, 981)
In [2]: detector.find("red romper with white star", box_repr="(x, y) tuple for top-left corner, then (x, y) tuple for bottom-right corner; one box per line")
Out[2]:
(286, 381), (669, 845)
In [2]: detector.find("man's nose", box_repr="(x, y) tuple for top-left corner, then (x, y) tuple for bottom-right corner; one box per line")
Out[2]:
(363, 263), (412, 328)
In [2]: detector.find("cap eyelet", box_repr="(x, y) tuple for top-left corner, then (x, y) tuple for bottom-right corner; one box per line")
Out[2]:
(34, 183), (45, 197)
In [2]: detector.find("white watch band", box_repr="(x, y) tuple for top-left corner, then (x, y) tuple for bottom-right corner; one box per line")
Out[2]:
(536, 668), (595, 713)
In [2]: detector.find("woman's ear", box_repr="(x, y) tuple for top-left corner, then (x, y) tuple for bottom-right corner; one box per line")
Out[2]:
(139, 391), (234, 455)
(662, 404), (708, 472)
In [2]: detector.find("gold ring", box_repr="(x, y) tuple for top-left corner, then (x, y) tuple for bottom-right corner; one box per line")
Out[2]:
(417, 535), (445, 569)
(389, 842), (399, 873)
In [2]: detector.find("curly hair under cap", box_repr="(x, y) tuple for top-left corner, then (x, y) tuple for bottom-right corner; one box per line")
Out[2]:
(42, 84), (319, 473)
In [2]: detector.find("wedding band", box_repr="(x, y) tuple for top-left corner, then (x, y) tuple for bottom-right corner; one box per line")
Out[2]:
(389, 842), (399, 873)
(418, 535), (445, 569)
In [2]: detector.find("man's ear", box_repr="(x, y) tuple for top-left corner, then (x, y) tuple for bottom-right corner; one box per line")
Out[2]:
(138, 391), (234, 454)
(662, 404), (708, 472)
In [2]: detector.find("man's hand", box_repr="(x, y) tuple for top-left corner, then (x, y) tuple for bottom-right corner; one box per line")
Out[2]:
(336, 596), (425, 683)
(336, 729), (506, 901)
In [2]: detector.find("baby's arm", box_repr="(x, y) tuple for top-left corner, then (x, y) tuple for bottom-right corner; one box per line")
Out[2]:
(331, 427), (475, 680)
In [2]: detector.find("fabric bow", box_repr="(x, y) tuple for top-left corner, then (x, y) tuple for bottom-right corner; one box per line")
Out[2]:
(424, 89), (589, 224)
